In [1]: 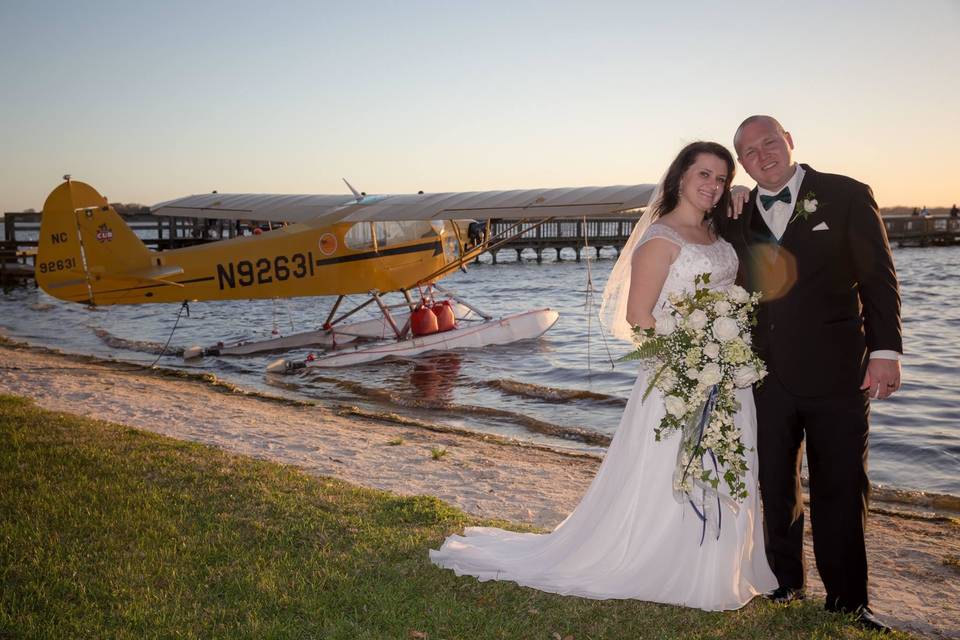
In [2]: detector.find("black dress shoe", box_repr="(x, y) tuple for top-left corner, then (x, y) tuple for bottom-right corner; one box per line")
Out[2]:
(851, 607), (892, 634)
(766, 586), (806, 603)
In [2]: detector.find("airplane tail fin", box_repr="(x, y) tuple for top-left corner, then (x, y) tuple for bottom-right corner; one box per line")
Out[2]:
(37, 179), (155, 304)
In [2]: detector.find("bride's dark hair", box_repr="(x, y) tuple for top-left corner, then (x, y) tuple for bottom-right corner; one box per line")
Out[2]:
(654, 141), (736, 233)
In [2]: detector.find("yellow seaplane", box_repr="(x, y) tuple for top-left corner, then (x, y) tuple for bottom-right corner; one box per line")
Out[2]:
(35, 177), (653, 368)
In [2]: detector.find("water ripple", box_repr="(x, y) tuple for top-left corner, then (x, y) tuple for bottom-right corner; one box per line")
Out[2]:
(1, 244), (957, 497)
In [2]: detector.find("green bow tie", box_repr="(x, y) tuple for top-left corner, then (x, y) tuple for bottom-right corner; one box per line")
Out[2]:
(760, 187), (791, 210)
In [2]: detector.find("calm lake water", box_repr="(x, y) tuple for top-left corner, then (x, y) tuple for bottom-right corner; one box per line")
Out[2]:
(1, 244), (957, 499)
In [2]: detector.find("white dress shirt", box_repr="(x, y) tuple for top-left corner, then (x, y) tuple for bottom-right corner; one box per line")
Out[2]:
(755, 164), (900, 362)
(756, 164), (805, 241)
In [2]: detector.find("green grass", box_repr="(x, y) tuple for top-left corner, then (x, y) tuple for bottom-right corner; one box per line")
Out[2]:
(0, 394), (908, 639)
(430, 446), (448, 461)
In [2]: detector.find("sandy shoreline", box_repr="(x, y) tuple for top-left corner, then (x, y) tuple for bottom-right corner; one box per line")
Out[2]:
(0, 340), (957, 638)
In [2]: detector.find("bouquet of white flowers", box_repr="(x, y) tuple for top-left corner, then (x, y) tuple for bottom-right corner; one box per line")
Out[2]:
(622, 273), (766, 507)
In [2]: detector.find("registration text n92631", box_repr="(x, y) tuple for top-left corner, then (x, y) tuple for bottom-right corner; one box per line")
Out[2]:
(216, 252), (316, 290)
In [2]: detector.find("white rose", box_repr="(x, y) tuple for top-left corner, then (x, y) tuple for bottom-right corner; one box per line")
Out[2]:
(703, 342), (720, 359)
(712, 316), (740, 342)
(728, 285), (750, 304)
(733, 365), (761, 387)
(686, 309), (708, 331)
(656, 368), (678, 392)
(803, 199), (818, 213)
(664, 395), (686, 418)
(698, 362), (723, 386)
(713, 300), (731, 316)
(685, 367), (699, 380)
(653, 311), (677, 336)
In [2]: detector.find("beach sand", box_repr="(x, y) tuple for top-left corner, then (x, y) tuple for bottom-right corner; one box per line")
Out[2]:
(1, 340), (956, 639)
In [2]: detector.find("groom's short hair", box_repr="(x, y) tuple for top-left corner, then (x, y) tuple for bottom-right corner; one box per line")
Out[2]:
(734, 115), (787, 152)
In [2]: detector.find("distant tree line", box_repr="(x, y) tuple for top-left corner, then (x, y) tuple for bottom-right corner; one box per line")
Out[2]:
(111, 203), (151, 216)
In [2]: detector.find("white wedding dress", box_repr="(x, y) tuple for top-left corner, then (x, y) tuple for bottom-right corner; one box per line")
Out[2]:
(430, 223), (777, 610)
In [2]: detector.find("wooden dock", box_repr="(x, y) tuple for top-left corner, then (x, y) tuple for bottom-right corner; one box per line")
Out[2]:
(3, 211), (246, 252)
(2, 212), (958, 286)
(0, 243), (36, 287)
(882, 215), (960, 247)
(485, 218), (638, 263)
(484, 215), (960, 262)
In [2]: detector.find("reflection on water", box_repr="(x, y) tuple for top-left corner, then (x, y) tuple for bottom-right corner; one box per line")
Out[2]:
(409, 354), (463, 404)
(1, 245), (958, 498)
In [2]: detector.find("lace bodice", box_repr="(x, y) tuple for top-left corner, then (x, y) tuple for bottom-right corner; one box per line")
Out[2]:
(638, 223), (739, 311)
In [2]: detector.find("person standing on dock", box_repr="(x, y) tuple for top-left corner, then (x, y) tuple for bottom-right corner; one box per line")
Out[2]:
(724, 115), (902, 633)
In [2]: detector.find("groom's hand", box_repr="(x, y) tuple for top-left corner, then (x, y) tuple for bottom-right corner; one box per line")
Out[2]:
(728, 185), (751, 219)
(861, 358), (902, 399)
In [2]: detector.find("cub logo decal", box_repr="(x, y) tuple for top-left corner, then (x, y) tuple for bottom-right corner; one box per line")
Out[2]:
(96, 224), (114, 243)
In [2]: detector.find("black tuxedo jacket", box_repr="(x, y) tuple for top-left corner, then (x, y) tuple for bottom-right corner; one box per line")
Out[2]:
(721, 165), (902, 396)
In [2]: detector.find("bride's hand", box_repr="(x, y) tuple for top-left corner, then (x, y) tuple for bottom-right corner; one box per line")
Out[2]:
(727, 186), (751, 219)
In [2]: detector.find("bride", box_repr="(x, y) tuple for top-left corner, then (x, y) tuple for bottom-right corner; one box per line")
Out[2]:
(429, 141), (777, 610)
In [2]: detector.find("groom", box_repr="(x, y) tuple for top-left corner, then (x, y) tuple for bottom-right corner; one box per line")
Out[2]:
(724, 116), (902, 632)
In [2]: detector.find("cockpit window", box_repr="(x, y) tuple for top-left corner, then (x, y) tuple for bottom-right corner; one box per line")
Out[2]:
(343, 221), (438, 250)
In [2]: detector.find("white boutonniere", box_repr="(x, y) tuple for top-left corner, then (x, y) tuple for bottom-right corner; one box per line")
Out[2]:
(790, 191), (818, 224)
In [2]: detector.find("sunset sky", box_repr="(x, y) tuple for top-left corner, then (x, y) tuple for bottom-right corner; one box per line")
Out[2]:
(1, 0), (958, 213)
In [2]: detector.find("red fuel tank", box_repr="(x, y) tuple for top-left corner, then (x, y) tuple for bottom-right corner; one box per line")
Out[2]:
(433, 301), (457, 332)
(411, 305), (439, 336)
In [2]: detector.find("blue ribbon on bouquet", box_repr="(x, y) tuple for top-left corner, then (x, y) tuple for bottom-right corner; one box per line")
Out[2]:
(680, 384), (723, 546)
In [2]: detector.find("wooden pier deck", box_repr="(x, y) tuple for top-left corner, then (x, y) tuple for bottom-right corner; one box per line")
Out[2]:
(484, 215), (960, 262)
(485, 218), (639, 263)
(0, 244), (36, 287)
(2, 212), (958, 286)
(3, 211), (245, 252)
(882, 215), (960, 247)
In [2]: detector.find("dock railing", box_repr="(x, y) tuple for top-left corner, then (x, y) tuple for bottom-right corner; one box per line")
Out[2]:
(883, 215), (960, 247)
(2, 211), (957, 284)
(2, 212), (242, 251)
(485, 218), (640, 263)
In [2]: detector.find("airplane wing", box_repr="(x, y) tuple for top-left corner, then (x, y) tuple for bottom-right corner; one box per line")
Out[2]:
(151, 184), (655, 224)
(150, 193), (352, 222)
